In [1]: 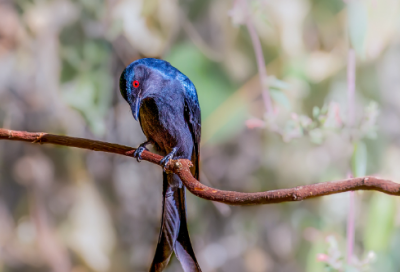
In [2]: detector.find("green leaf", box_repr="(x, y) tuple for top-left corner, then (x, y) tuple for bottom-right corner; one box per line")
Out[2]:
(348, 0), (368, 57)
(270, 89), (291, 110)
(364, 193), (396, 251)
(351, 141), (367, 177)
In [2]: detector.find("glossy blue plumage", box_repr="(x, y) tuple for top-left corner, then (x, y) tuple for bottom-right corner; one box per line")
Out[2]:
(119, 58), (201, 272)
(121, 58), (200, 111)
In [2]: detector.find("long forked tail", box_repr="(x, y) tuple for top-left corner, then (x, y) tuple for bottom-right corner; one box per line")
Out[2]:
(149, 173), (201, 272)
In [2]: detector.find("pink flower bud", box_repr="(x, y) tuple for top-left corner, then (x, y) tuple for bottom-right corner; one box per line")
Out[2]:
(246, 118), (265, 129)
(316, 254), (329, 262)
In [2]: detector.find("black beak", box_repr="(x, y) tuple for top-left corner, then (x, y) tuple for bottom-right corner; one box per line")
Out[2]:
(132, 96), (141, 121)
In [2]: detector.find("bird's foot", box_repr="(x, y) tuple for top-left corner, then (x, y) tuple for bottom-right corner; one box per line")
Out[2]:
(133, 141), (151, 162)
(160, 147), (177, 170)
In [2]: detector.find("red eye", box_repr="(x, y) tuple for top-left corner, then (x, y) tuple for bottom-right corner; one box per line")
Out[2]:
(133, 80), (140, 88)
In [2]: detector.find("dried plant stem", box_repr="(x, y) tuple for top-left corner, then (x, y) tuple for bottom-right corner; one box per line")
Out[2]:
(347, 49), (356, 128)
(1, 128), (400, 206)
(240, 0), (273, 115)
(346, 190), (355, 263)
(346, 45), (357, 264)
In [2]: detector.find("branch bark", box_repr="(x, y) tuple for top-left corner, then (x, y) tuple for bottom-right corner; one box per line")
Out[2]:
(1, 128), (399, 205)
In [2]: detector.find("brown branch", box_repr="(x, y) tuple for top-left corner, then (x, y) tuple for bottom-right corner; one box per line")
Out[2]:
(1, 128), (400, 205)
(0, 128), (163, 164)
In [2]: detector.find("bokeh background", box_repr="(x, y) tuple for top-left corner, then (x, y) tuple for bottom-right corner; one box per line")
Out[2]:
(1, 0), (400, 271)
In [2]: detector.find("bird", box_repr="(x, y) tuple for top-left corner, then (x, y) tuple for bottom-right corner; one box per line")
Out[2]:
(119, 58), (202, 272)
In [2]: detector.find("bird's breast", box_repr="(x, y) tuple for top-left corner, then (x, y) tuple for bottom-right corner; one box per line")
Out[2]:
(139, 97), (193, 158)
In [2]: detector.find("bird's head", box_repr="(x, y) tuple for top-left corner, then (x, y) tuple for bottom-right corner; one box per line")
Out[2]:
(119, 60), (149, 121)
(119, 58), (175, 121)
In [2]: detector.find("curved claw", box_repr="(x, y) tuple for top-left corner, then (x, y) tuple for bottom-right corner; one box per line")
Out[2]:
(160, 147), (177, 170)
(133, 141), (151, 162)
(133, 146), (146, 162)
(160, 154), (173, 169)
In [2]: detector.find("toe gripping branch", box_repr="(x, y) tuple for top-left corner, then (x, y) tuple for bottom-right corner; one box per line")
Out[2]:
(160, 147), (178, 170)
(133, 141), (152, 162)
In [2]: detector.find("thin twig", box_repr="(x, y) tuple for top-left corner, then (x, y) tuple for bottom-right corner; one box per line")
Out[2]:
(346, 37), (357, 264)
(347, 49), (356, 128)
(1, 128), (400, 206)
(346, 190), (355, 263)
(239, 0), (273, 115)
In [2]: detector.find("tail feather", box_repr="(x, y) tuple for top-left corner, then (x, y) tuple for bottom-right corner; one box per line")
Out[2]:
(149, 173), (201, 272)
(149, 173), (180, 272)
(174, 187), (202, 272)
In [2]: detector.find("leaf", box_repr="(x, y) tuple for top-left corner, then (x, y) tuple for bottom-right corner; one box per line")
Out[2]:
(351, 141), (367, 177)
(348, 0), (368, 57)
(270, 89), (291, 110)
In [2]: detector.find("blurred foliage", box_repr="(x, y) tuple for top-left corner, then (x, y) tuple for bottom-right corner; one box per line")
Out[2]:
(1, 0), (400, 272)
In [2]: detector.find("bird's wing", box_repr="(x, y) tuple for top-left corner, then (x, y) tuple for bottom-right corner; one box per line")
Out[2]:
(181, 77), (201, 180)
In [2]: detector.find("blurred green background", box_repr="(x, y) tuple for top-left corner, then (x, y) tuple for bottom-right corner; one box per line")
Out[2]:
(1, 0), (400, 271)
